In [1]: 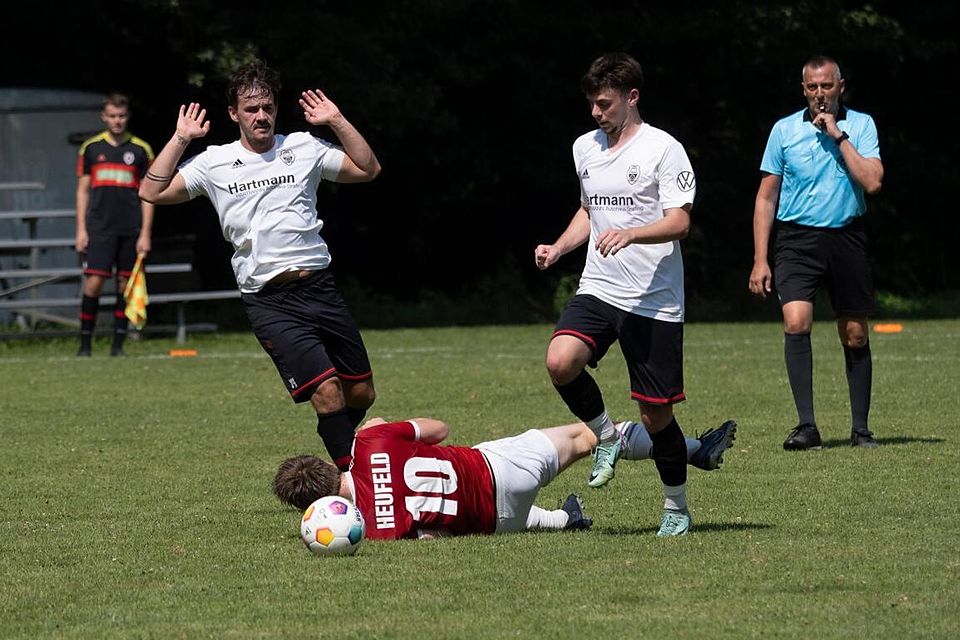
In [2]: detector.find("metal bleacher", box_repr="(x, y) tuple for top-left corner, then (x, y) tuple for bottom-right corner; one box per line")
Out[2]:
(0, 183), (239, 343)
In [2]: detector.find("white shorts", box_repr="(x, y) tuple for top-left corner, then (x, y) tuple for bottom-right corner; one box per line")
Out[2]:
(473, 429), (560, 533)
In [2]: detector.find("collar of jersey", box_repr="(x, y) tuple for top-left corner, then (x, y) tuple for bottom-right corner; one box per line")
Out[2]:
(236, 134), (281, 157)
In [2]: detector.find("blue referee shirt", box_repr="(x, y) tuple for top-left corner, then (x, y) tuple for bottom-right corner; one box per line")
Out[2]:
(760, 106), (881, 228)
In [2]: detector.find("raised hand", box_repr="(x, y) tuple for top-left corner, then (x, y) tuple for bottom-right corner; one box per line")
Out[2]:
(300, 89), (342, 126)
(176, 103), (211, 142)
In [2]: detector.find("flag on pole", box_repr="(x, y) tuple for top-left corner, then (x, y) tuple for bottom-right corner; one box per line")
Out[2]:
(124, 254), (149, 330)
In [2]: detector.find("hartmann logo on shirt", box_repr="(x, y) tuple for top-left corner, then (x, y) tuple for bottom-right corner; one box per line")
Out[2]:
(227, 174), (296, 195)
(586, 194), (635, 207)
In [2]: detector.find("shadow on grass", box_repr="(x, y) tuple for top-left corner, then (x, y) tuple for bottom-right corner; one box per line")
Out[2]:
(598, 521), (773, 536)
(819, 435), (946, 449)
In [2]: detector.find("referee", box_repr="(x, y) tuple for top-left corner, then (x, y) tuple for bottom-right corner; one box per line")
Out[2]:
(748, 55), (884, 451)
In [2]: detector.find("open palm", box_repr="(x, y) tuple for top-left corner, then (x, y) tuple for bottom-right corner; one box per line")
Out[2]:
(177, 102), (211, 140)
(300, 89), (341, 126)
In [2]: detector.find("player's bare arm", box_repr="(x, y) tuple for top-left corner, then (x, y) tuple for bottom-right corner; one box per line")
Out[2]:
(75, 174), (90, 253)
(357, 417), (449, 443)
(595, 205), (691, 257)
(535, 207), (591, 270)
(413, 418), (450, 444)
(300, 89), (381, 183)
(748, 173), (780, 298)
(139, 103), (210, 205)
(137, 201), (154, 255)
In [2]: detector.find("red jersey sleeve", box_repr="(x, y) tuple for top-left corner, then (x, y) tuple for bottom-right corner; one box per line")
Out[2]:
(77, 148), (88, 178)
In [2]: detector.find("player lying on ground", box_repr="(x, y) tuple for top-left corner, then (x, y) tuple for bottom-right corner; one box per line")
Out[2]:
(273, 417), (736, 539)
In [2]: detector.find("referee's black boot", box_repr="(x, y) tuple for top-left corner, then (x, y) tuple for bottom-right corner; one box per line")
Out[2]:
(783, 424), (822, 451)
(851, 431), (879, 448)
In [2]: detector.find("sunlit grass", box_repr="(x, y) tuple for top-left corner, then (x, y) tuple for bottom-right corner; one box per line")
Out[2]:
(1, 320), (957, 638)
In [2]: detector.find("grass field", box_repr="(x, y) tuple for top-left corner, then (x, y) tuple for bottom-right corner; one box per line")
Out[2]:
(1, 320), (958, 639)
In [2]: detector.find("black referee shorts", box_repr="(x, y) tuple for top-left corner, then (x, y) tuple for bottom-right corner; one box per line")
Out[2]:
(774, 219), (875, 317)
(82, 234), (137, 278)
(241, 270), (373, 403)
(553, 294), (685, 405)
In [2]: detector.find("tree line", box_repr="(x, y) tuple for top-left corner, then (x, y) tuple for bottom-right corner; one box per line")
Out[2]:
(8, 1), (957, 324)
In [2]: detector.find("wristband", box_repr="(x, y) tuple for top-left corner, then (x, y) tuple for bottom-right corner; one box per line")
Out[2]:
(834, 131), (849, 145)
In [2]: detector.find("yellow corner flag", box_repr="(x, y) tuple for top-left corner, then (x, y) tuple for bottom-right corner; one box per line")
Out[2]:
(124, 254), (149, 330)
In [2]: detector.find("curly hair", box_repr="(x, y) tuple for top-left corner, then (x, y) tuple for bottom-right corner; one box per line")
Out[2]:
(580, 52), (644, 97)
(272, 455), (341, 510)
(226, 59), (282, 107)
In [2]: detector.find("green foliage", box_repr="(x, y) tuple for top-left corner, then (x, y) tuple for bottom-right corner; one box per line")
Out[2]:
(2, 321), (959, 638)
(875, 290), (960, 318)
(552, 273), (579, 317)
(4, 2), (959, 317)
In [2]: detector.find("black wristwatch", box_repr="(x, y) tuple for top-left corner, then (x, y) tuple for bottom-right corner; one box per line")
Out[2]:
(834, 131), (850, 145)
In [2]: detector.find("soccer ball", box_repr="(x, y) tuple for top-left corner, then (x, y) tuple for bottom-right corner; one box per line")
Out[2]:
(300, 496), (366, 556)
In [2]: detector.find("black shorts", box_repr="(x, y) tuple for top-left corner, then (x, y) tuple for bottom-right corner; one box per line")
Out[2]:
(241, 270), (373, 404)
(553, 294), (685, 405)
(774, 219), (875, 316)
(82, 234), (137, 278)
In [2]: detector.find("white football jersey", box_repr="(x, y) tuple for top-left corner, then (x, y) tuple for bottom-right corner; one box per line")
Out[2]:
(573, 123), (695, 322)
(178, 132), (345, 293)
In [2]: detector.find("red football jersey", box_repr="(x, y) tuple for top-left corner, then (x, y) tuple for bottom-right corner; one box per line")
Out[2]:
(348, 421), (496, 540)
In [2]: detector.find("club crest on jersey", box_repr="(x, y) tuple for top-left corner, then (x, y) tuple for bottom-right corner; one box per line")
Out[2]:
(626, 164), (640, 185)
(677, 171), (695, 192)
(123, 151), (135, 165)
(279, 149), (295, 166)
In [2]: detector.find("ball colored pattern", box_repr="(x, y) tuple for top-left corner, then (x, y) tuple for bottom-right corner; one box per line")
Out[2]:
(299, 496), (366, 556)
(315, 528), (336, 546)
(348, 524), (363, 544)
(328, 500), (349, 515)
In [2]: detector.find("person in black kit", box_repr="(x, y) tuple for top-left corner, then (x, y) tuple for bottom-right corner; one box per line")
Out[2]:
(75, 92), (154, 356)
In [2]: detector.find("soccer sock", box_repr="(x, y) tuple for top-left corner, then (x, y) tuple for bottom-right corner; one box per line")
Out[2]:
(554, 371), (613, 439)
(844, 343), (873, 436)
(346, 406), (367, 429)
(79, 295), (98, 350)
(650, 418), (687, 488)
(663, 482), (688, 512)
(112, 296), (127, 351)
(525, 505), (569, 530)
(785, 333), (816, 427)
(617, 421), (702, 461)
(619, 421), (653, 459)
(588, 411), (618, 443)
(316, 409), (355, 471)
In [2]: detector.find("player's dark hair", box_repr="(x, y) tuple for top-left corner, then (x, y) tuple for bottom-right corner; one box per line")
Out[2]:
(581, 52), (644, 97)
(802, 55), (842, 80)
(226, 59), (282, 107)
(102, 92), (129, 111)
(273, 455), (340, 510)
